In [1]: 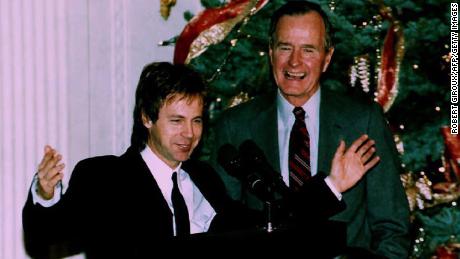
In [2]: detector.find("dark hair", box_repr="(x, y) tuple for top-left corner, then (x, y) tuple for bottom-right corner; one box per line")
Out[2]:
(269, 1), (334, 50)
(130, 62), (207, 151)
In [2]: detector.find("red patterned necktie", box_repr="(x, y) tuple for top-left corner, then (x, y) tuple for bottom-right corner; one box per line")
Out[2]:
(289, 107), (311, 191)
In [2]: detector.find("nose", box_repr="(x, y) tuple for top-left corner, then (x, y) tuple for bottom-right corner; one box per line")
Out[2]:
(182, 121), (194, 139)
(288, 48), (301, 67)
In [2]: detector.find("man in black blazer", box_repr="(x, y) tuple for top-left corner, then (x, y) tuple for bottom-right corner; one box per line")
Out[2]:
(209, 1), (410, 259)
(23, 62), (378, 258)
(23, 62), (252, 258)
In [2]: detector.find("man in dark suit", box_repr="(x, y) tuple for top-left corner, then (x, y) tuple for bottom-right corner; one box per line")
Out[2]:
(23, 61), (379, 258)
(23, 62), (257, 258)
(209, 1), (410, 259)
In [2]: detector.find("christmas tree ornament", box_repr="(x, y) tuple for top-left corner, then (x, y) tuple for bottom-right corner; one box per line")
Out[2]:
(349, 62), (357, 87)
(435, 243), (459, 259)
(358, 55), (370, 93)
(227, 91), (252, 108)
(375, 4), (404, 112)
(401, 172), (433, 211)
(173, 0), (268, 64)
(349, 55), (370, 92)
(160, 0), (177, 20)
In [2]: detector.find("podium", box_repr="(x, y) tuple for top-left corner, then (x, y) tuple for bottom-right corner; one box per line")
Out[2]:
(176, 220), (347, 258)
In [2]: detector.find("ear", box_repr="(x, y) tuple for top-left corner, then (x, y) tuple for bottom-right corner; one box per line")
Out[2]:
(141, 112), (153, 129)
(268, 44), (274, 66)
(322, 47), (335, 72)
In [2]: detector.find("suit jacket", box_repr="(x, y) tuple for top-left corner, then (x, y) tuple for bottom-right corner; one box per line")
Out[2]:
(209, 88), (411, 259)
(23, 146), (254, 259)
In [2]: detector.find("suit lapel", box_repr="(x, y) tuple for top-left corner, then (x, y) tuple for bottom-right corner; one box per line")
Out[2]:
(121, 147), (172, 215)
(318, 89), (349, 175)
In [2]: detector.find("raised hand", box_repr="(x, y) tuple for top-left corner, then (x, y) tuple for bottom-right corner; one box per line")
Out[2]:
(36, 145), (65, 200)
(329, 135), (380, 193)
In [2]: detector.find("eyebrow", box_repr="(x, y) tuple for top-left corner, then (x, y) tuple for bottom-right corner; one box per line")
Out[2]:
(276, 41), (317, 49)
(168, 114), (203, 120)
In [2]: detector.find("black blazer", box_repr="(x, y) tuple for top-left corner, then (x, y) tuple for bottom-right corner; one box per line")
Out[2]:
(22, 147), (253, 258)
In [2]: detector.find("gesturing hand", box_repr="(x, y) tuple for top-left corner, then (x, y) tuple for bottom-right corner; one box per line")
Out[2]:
(36, 145), (65, 200)
(329, 135), (380, 193)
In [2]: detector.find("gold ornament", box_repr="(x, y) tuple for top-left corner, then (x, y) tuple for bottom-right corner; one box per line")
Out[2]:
(228, 91), (252, 108)
(160, 0), (176, 20)
(401, 172), (433, 211)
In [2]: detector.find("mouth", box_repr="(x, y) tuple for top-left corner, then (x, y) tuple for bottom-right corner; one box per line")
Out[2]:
(176, 144), (192, 152)
(284, 70), (306, 80)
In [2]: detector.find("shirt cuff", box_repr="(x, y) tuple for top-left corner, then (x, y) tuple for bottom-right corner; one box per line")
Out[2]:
(31, 174), (62, 207)
(324, 176), (342, 201)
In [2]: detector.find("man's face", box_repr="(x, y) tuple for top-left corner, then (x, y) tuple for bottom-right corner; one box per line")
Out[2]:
(269, 12), (334, 106)
(144, 95), (203, 169)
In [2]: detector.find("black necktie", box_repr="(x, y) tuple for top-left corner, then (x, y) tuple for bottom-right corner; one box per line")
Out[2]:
(289, 107), (311, 191)
(171, 172), (190, 236)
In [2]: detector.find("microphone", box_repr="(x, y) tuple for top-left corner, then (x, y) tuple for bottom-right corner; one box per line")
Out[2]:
(239, 140), (290, 197)
(217, 143), (273, 201)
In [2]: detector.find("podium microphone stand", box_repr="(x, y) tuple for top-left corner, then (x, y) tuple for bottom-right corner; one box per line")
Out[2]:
(264, 201), (274, 233)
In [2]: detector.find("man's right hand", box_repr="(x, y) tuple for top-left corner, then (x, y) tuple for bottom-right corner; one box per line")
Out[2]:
(36, 145), (65, 200)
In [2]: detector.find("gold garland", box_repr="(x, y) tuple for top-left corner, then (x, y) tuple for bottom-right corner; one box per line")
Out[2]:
(186, 0), (260, 64)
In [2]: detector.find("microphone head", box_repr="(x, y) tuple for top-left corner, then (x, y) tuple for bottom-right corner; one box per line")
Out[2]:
(217, 143), (244, 178)
(239, 139), (265, 164)
(239, 139), (283, 185)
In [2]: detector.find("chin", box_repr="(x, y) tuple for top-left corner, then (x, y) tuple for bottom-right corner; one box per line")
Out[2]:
(176, 154), (191, 162)
(280, 87), (307, 96)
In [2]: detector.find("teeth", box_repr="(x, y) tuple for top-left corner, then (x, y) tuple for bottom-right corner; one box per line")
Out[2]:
(285, 71), (305, 78)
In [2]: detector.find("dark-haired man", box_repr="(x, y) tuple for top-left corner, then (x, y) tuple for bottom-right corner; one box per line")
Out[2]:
(23, 62), (253, 258)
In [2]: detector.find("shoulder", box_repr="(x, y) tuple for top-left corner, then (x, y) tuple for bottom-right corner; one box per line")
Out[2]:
(216, 91), (276, 123)
(183, 159), (230, 205)
(183, 159), (226, 191)
(70, 155), (121, 183)
(182, 159), (216, 178)
(322, 88), (383, 115)
(324, 88), (375, 107)
(74, 155), (120, 170)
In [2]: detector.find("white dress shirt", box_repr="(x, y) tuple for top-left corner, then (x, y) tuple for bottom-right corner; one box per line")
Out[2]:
(277, 88), (341, 199)
(141, 146), (216, 235)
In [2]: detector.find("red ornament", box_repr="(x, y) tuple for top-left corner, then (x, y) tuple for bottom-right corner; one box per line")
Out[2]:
(435, 244), (459, 259)
(375, 6), (404, 112)
(173, 0), (268, 64)
(441, 126), (460, 183)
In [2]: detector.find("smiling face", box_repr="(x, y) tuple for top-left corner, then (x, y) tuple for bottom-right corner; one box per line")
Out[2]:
(143, 94), (203, 169)
(269, 12), (334, 107)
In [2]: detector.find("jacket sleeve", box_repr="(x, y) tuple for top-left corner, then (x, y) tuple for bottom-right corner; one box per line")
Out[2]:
(365, 103), (411, 258)
(22, 160), (94, 258)
(288, 172), (346, 222)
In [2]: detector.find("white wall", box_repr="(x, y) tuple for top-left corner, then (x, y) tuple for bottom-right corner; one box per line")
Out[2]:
(0, 0), (203, 258)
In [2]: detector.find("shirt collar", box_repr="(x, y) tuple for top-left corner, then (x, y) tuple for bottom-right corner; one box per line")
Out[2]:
(277, 88), (321, 123)
(140, 145), (182, 184)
